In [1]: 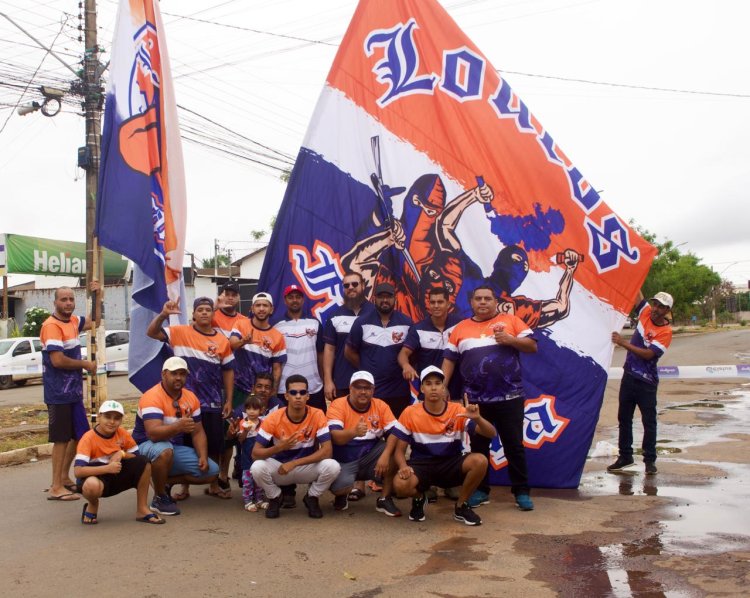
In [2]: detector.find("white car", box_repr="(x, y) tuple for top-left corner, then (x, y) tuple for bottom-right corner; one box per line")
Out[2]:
(80, 330), (130, 369)
(0, 337), (44, 390)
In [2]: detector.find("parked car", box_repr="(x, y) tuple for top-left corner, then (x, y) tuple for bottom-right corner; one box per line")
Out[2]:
(79, 330), (130, 368)
(0, 337), (44, 390)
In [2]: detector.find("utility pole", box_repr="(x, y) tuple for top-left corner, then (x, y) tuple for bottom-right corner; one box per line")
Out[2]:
(83, 0), (107, 421)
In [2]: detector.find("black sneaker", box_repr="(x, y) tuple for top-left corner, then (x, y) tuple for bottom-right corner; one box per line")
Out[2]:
(281, 488), (297, 509)
(375, 496), (402, 517)
(607, 456), (635, 472)
(425, 487), (438, 503)
(265, 496), (281, 519)
(303, 493), (323, 518)
(409, 494), (426, 522)
(454, 501), (482, 526)
(645, 462), (658, 475)
(333, 494), (349, 511)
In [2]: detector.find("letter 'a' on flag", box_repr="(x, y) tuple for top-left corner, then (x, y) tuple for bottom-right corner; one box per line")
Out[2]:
(259, 0), (658, 488)
(96, 0), (187, 392)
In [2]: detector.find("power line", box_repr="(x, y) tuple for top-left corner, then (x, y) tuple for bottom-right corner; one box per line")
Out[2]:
(497, 69), (750, 99)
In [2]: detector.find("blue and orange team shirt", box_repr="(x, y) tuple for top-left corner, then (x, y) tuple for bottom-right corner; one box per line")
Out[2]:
(74, 426), (138, 468)
(132, 383), (202, 445)
(624, 300), (673, 386)
(212, 309), (249, 338)
(163, 325), (234, 412)
(346, 308), (413, 399)
(230, 319), (287, 393)
(40, 314), (86, 405)
(392, 401), (475, 460)
(256, 406), (330, 464)
(444, 313), (534, 404)
(403, 312), (463, 398)
(322, 301), (376, 390)
(327, 396), (396, 463)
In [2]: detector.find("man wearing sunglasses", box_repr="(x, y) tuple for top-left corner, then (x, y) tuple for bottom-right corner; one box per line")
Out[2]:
(251, 374), (340, 518)
(609, 291), (674, 475)
(322, 272), (375, 402)
(132, 357), (219, 516)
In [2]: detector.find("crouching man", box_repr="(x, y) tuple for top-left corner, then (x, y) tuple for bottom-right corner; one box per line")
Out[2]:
(132, 357), (220, 516)
(391, 366), (496, 526)
(251, 374), (340, 519)
(74, 401), (164, 525)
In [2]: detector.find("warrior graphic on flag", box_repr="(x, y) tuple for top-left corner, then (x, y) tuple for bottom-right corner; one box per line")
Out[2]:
(259, 0), (655, 488)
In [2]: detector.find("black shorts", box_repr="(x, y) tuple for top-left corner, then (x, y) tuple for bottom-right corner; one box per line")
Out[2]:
(77, 455), (148, 497)
(48, 401), (90, 443)
(408, 454), (467, 493)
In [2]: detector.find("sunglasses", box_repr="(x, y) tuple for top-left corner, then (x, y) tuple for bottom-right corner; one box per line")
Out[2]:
(343, 281), (360, 288)
(287, 389), (308, 396)
(172, 399), (183, 419)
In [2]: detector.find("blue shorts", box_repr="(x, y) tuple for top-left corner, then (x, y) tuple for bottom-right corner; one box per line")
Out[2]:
(138, 441), (219, 479)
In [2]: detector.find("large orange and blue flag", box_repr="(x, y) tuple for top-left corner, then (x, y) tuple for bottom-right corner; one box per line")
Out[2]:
(259, 0), (657, 488)
(96, 0), (186, 391)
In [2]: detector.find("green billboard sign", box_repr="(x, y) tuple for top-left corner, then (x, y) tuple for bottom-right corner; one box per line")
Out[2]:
(3, 233), (128, 278)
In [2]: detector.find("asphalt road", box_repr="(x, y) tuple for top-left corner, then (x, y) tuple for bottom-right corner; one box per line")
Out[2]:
(0, 329), (748, 597)
(0, 372), (140, 407)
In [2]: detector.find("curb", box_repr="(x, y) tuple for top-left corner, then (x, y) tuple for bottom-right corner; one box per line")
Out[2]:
(0, 443), (53, 467)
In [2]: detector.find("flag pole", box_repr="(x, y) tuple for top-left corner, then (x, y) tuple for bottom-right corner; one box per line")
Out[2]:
(84, 0), (107, 423)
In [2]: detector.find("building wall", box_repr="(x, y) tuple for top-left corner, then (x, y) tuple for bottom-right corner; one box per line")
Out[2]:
(238, 248), (266, 280)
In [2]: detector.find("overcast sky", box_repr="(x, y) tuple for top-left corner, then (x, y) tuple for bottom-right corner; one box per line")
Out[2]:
(1, 0), (748, 286)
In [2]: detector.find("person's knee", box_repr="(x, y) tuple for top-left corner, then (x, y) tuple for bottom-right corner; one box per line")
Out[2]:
(464, 453), (488, 473)
(250, 460), (267, 478)
(81, 477), (103, 498)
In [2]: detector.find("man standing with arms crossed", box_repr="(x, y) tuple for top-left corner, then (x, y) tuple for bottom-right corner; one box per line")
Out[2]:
(609, 291), (673, 475)
(41, 285), (97, 501)
(442, 285), (537, 511)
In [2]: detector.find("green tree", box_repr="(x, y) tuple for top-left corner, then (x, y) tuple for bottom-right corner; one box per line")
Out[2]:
(200, 254), (230, 269)
(631, 223), (720, 322)
(22, 307), (50, 336)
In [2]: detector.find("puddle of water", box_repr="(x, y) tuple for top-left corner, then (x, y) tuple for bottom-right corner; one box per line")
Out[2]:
(410, 535), (489, 576)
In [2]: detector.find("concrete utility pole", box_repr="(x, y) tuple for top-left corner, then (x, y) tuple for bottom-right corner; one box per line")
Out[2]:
(83, 0), (107, 420)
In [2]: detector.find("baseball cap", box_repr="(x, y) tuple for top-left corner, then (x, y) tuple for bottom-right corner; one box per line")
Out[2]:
(420, 365), (445, 383)
(162, 356), (189, 372)
(651, 292), (674, 309)
(374, 282), (396, 295)
(220, 280), (240, 294)
(252, 292), (273, 306)
(283, 284), (303, 298)
(98, 400), (125, 415)
(193, 296), (214, 310)
(350, 371), (375, 385)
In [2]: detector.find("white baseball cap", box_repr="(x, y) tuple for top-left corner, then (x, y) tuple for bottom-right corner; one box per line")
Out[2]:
(651, 292), (674, 309)
(252, 292), (274, 306)
(162, 356), (189, 372)
(98, 400), (125, 415)
(350, 371), (375, 385)
(420, 365), (445, 383)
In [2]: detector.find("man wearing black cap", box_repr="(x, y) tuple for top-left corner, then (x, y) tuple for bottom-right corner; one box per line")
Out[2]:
(345, 281), (413, 417)
(146, 296), (235, 498)
(213, 280), (248, 339)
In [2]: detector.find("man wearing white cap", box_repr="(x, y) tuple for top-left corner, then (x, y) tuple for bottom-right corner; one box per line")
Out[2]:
(327, 371), (400, 516)
(73, 400), (163, 525)
(132, 357), (220, 515)
(609, 291), (674, 475)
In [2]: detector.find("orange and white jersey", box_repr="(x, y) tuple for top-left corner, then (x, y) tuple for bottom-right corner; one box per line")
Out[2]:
(393, 401), (474, 460)
(75, 426), (138, 467)
(256, 406), (330, 463)
(327, 396), (396, 462)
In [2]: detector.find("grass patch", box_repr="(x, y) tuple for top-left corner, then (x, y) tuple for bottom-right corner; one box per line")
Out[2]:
(0, 431), (48, 453)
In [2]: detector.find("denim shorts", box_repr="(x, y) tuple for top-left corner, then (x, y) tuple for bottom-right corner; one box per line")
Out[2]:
(138, 440), (219, 479)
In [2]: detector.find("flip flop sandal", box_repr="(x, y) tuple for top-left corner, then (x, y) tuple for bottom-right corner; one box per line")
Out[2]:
(205, 488), (232, 500)
(170, 485), (191, 501)
(348, 488), (366, 502)
(81, 503), (98, 525)
(136, 513), (165, 525)
(64, 483), (79, 493)
(48, 492), (80, 501)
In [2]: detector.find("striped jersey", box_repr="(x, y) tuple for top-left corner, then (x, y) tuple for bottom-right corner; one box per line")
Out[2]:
(74, 426), (138, 468)
(230, 320), (287, 393)
(256, 406), (330, 464)
(624, 300), (672, 386)
(163, 325), (234, 412)
(444, 313), (533, 404)
(212, 309), (248, 338)
(346, 308), (413, 399)
(392, 401), (475, 460)
(322, 301), (375, 390)
(327, 396), (396, 463)
(132, 382), (202, 445)
(274, 313), (323, 393)
(40, 314), (86, 405)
